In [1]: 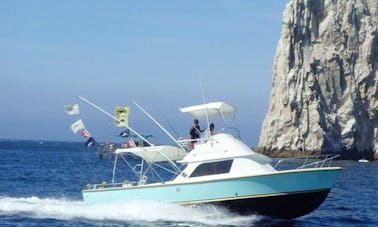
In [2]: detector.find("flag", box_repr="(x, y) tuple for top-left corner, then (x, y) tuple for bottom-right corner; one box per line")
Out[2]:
(81, 129), (91, 138)
(119, 129), (130, 138)
(84, 137), (97, 148)
(128, 139), (136, 148)
(115, 106), (130, 127)
(141, 133), (153, 139)
(64, 104), (80, 115)
(70, 119), (85, 133)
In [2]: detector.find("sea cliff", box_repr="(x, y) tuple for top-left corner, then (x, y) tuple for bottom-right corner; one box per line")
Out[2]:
(258, 0), (378, 159)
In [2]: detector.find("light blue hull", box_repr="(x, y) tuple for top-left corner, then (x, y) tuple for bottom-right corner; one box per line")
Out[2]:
(82, 167), (341, 205)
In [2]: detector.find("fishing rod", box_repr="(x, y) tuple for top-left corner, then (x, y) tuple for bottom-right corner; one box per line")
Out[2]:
(132, 100), (186, 151)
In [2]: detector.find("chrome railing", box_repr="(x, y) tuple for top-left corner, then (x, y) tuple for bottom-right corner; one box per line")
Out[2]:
(86, 180), (137, 190)
(274, 154), (340, 170)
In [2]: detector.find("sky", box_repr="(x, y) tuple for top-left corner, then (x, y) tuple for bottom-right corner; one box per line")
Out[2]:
(0, 0), (289, 147)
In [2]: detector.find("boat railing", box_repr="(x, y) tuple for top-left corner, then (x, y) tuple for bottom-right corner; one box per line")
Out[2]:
(226, 127), (241, 138)
(176, 138), (192, 150)
(274, 154), (340, 170)
(177, 137), (213, 151)
(86, 180), (138, 190)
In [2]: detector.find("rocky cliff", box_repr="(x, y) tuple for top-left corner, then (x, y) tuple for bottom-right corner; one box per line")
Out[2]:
(258, 0), (378, 159)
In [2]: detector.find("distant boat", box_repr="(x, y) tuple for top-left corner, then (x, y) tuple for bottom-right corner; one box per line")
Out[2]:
(358, 158), (369, 163)
(97, 143), (116, 160)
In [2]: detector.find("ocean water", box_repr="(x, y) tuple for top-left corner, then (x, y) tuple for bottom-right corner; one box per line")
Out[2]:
(0, 140), (377, 226)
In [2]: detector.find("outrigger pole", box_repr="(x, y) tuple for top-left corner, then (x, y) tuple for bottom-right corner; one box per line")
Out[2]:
(131, 100), (187, 176)
(132, 100), (186, 150)
(78, 96), (153, 146)
(78, 96), (185, 177)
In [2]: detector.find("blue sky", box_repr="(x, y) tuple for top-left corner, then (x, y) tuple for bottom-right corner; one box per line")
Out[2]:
(0, 1), (288, 147)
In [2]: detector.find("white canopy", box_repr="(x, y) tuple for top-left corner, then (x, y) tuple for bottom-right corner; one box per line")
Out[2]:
(115, 145), (187, 163)
(180, 102), (236, 119)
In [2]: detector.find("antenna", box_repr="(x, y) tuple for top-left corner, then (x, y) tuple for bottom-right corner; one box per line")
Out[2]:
(200, 80), (210, 136)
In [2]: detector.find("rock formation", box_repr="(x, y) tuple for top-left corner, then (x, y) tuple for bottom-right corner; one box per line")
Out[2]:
(258, 0), (378, 159)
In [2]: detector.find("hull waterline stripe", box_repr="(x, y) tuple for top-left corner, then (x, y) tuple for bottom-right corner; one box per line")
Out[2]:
(175, 188), (331, 205)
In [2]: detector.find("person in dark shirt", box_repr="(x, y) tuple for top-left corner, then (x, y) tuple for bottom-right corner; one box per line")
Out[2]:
(189, 119), (205, 148)
(209, 123), (216, 135)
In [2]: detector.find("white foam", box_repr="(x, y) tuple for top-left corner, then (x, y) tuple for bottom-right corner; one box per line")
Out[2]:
(0, 196), (261, 225)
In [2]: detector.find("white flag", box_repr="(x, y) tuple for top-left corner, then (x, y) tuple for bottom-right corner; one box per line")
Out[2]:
(64, 104), (80, 115)
(70, 119), (85, 133)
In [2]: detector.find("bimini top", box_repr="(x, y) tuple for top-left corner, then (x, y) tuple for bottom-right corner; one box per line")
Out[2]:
(115, 145), (187, 163)
(180, 102), (236, 119)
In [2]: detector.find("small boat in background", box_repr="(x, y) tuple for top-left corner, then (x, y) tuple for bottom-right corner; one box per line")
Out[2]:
(358, 158), (369, 163)
(97, 143), (116, 159)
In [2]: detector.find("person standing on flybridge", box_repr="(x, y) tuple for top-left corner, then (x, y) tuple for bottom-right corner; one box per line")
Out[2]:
(189, 119), (205, 148)
(210, 123), (216, 135)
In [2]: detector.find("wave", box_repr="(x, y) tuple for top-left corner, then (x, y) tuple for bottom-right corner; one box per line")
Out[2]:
(0, 196), (261, 226)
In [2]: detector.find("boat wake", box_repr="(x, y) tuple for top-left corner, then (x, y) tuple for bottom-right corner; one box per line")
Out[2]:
(0, 196), (261, 226)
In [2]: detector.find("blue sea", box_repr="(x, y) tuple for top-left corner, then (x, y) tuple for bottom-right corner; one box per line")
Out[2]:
(0, 140), (377, 226)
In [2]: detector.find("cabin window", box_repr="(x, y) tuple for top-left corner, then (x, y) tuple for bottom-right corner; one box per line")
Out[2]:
(189, 160), (233, 177)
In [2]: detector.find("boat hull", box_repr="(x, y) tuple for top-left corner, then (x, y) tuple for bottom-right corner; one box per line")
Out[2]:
(215, 188), (330, 219)
(82, 167), (341, 219)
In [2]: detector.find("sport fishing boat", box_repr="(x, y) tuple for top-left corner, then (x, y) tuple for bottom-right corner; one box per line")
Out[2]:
(82, 101), (341, 219)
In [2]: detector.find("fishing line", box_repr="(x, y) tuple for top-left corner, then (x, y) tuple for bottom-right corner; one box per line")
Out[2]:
(156, 108), (181, 139)
(79, 148), (104, 183)
(65, 149), (88, 185)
